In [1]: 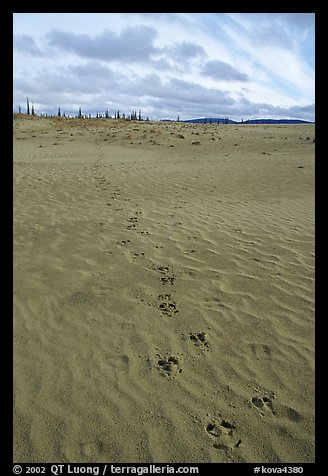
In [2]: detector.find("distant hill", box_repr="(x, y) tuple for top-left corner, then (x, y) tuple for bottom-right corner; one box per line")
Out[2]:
(182, 118), (237, 124)
(242, 118), (313, 125)
(182, 117), (313, 125)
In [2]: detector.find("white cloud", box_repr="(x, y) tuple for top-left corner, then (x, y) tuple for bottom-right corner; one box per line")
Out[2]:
(217, 14), (315, 101)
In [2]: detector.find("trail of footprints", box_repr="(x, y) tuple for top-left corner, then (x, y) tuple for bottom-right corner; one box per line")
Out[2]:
(154, 262), (279, 457)
(98, 178), (279, 459)
(118, 217), (240, 456)
(151, 261), (247, 457)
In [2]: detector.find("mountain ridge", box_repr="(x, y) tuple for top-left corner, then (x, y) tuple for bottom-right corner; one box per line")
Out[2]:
(181, 117), (313, 125)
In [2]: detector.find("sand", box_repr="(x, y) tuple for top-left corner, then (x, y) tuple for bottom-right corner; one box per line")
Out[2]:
(13, 115), (315, 463)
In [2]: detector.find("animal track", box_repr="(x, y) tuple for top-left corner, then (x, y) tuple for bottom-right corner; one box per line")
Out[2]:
(133, 251), (145, 261)
(189, 331), (209, 348)
(206, 419), (241, 451)
(157, 265), (176, 285)
(126, 215), (149, 235)
(110, 188), (120, 200)
(117, 239), (131, 245)
(250, 394), (276, 416)
(158, 293), (178, 317)
(249, 343), (272, 360)
(157, 355), (182, 376)
(127, 216), (138, 230)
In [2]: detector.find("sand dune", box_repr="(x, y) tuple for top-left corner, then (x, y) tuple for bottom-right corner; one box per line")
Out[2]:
(13, 116), (315, 463)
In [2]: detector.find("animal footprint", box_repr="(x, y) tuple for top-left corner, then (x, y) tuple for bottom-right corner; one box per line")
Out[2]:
(189, 331), (209, 348)
(206, 419), (241, 451)
(158, 294), (178, 317)
(161, 275), (175, 285)
(249, 343), (272, 360)
(157, 355), (182, 377)
(250, 395), (276, 416)
(157, 265), (176, 285)
(127, 216), (138, 230)
(133, 252), (145, 262)
(117, 239), (131, 245)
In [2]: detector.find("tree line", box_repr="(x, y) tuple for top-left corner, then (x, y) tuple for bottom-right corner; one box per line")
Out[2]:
(18, 98), (231, 124)
(19, 99), (148, 121)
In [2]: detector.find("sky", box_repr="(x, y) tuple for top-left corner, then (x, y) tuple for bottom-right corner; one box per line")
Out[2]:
(13, 13), (315, 121)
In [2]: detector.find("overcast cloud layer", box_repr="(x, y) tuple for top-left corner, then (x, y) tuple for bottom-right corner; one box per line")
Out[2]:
(13, 13), (315, 121)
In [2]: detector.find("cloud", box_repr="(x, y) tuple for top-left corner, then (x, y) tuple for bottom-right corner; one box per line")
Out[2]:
(217, 15), (314, 99)
(258, 13), (314, 31)
(166, 78), (234, 106)
(46, 26), (159, 62)
(45, 27), (206, 71)
(166, 42), (206, 62)
(13, 61), (118, 107)
(69, 61), (115, 83)
(14, 34), (47, 56)
(225, 13), (315, 55)
(201, 59), (248, 82)
(272, 102), (315, 121)
(226, 95), (315, 121)
(228, 13), (314, 37)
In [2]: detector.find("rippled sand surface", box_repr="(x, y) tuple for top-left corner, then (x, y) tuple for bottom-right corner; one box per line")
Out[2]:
(13, 116), (315, 462)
